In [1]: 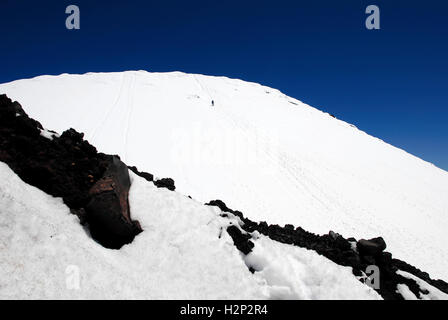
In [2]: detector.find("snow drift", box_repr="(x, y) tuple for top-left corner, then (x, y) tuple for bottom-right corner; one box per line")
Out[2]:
(0, 161), (385, 299)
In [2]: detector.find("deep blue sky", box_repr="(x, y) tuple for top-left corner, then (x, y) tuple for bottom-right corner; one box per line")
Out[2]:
(1, 0), (447, 170)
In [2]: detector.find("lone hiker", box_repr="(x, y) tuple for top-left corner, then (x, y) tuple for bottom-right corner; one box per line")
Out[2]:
(211, 100), (214, 107)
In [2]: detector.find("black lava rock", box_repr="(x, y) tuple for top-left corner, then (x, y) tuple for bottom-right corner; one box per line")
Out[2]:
(0, 94), (142, 249)
(128, 165), (154, 182)
(226, 225), (254, 255)
(206, 198), (448, 300)
(154, 177), (176, 191)
(357, 237), (387, 257)
(86, 156), (142, 249)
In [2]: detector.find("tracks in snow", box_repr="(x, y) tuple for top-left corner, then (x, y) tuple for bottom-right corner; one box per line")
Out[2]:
(124, 73), (137, 161)
(91, 73), (127, 141)
(89, 72), (137, 162)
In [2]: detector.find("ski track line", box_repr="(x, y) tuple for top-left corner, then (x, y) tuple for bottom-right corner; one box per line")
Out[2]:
(279, 152), (336, 213)
(208, 89), (341, 230)
(193, 75), (214, 104)
(91, 73), (127, 141)
(187, 76), (362, 234)
(227, 99), (340, 215)
(208, 96), (310, 221)
(124, 73), (137, 161)
(193, 77), (296, 214)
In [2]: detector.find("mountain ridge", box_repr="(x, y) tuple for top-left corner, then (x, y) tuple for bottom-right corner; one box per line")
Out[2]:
(2, 70), (446, 173)
(1, 93), (447, 299)
(1, 71), (447, 280)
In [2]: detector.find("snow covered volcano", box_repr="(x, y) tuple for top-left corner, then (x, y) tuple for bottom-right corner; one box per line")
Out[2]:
(1, 71), (448, 289)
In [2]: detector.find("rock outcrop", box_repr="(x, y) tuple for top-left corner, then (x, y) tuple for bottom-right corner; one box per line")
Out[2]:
(86, 156), (142, 249)
(128, 165), (175, 191)
(0, 94), (142, 249)
(206, 199), (448, 300)
(128, 165), (154, 182)
(154, 177), (176, 191)
(357, 237), (387, 257)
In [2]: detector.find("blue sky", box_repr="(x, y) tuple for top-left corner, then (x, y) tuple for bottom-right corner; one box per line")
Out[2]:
(1, 0), (447, 170)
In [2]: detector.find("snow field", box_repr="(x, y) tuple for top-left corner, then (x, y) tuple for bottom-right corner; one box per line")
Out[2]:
(0, 162), (381, 299)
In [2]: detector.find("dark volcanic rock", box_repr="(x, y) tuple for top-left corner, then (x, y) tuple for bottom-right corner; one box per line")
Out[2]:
(128, 165), (154, 182)
(226, 225), (254, 255)
(392, 258), (448, 294)
(0, 94), (141, 249)
(207, 199), (232, 213)
(128, 165), (176, 191)
(206, 198), (448, 300)
(357, 237), (387, 257)
(206, 200), (244, 220)
(154, 177), (176, 191)
(0, 96), (107, 209)
(86, 156), (142, 249)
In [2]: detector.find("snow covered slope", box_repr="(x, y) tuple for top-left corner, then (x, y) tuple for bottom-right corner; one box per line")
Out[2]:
(0, 162), (381, 299)
(1, 71), (447, 281)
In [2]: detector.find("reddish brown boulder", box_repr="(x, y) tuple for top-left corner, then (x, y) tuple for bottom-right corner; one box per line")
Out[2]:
(86, 156), (142, 249)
